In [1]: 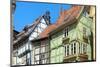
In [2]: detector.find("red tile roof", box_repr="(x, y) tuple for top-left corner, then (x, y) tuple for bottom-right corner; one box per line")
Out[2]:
(38, 24), (57, 38)
(38, 5), (82, 39)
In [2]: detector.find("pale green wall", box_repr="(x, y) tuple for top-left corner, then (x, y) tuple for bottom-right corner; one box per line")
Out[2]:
(50, 32), (64, 63)
(50, 13), (93, 63)
(77, 15), (93, 60)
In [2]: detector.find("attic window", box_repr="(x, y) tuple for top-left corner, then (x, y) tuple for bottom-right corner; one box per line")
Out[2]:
(63, 27), (69, 37)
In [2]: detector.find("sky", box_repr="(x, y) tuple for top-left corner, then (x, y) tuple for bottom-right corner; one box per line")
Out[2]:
(13, 1), (72, 32)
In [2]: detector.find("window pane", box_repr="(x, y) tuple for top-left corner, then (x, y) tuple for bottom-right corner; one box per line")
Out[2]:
(23, 46), (25, 52)
(26, 43), (29, 50)
(35, 55), (39, 61)
(34, 61), (39, 64)
(67, 46), (69, 56)
(74, 43), (76, 54)
(81, 43), (83, 54)
(41, 59), (46, 64)
(71, 44), (73, 55)
(35, 48), (40, 54)
(65, 46), (66, 56)
(27, 53), (30, 58)
(63, 27), (69, 37)
(41, 46), (45, 53)
(83, 44), (87, 54)
(79, 44), (81, 54)
(18, 49), (20, 55)
(29, 44), (32, 50)
(80, 43), (83, 54)
(41, 54), (45, 59)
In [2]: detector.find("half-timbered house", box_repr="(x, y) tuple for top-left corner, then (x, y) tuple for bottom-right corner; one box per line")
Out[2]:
(12, 11), (51, 65)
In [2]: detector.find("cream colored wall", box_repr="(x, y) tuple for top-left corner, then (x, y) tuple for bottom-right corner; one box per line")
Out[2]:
(12, 56), (16, 65)
(89, 6), (96, 60)
(31, 46), (35, 64)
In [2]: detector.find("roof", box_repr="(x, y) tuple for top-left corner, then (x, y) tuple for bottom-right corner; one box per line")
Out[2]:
(13, 5), (83, 48)
(13, 14), (50, 48)
(50, 5), (83, 35)
(36, 5), (83, 40)
(13, 30), (19, 35)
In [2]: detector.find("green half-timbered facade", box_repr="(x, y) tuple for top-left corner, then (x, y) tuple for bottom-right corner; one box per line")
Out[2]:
(50, 6), (94, 63)
(12, 3), (95, 66)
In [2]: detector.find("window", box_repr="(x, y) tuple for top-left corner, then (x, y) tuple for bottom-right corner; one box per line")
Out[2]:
(83, 44), (87, 54)
(26, 53), (31, 65)
(79, 43), (83, 54)
(41, 54), (45, 59)
(67, 46), (69, 56)
(71, 44), (73, 55)
(79, 43), (87, 54)
(34, 45), (49, 64)
(26, 58), (30, 65)
(74, 43), (76, 54)
(40, 59), (46, 64)
(35, 47), (40, 54)
(34, 46), (40, 64)
(26, 43), (29, 50)
(40, 45), (47, 64)
(29, 43), (32, 50)
(63, 27), (69, 37)
(35, 55), (39, 61)
(83, 27), (86, 38)
(65, 46), (66, 56)
(41, 46), (45, 53)
(79, 44), (81, 54)
(83, 12), (87, 16)
(18, 45), (26, 56)
(39, 54), (46, 64)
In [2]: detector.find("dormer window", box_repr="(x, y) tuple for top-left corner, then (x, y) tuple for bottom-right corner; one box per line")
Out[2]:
(83, 27), (86, 38)
(63, 27), (69, 37)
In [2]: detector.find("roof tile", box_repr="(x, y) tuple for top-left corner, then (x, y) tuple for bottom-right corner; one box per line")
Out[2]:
(38, 5), (82, 39)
